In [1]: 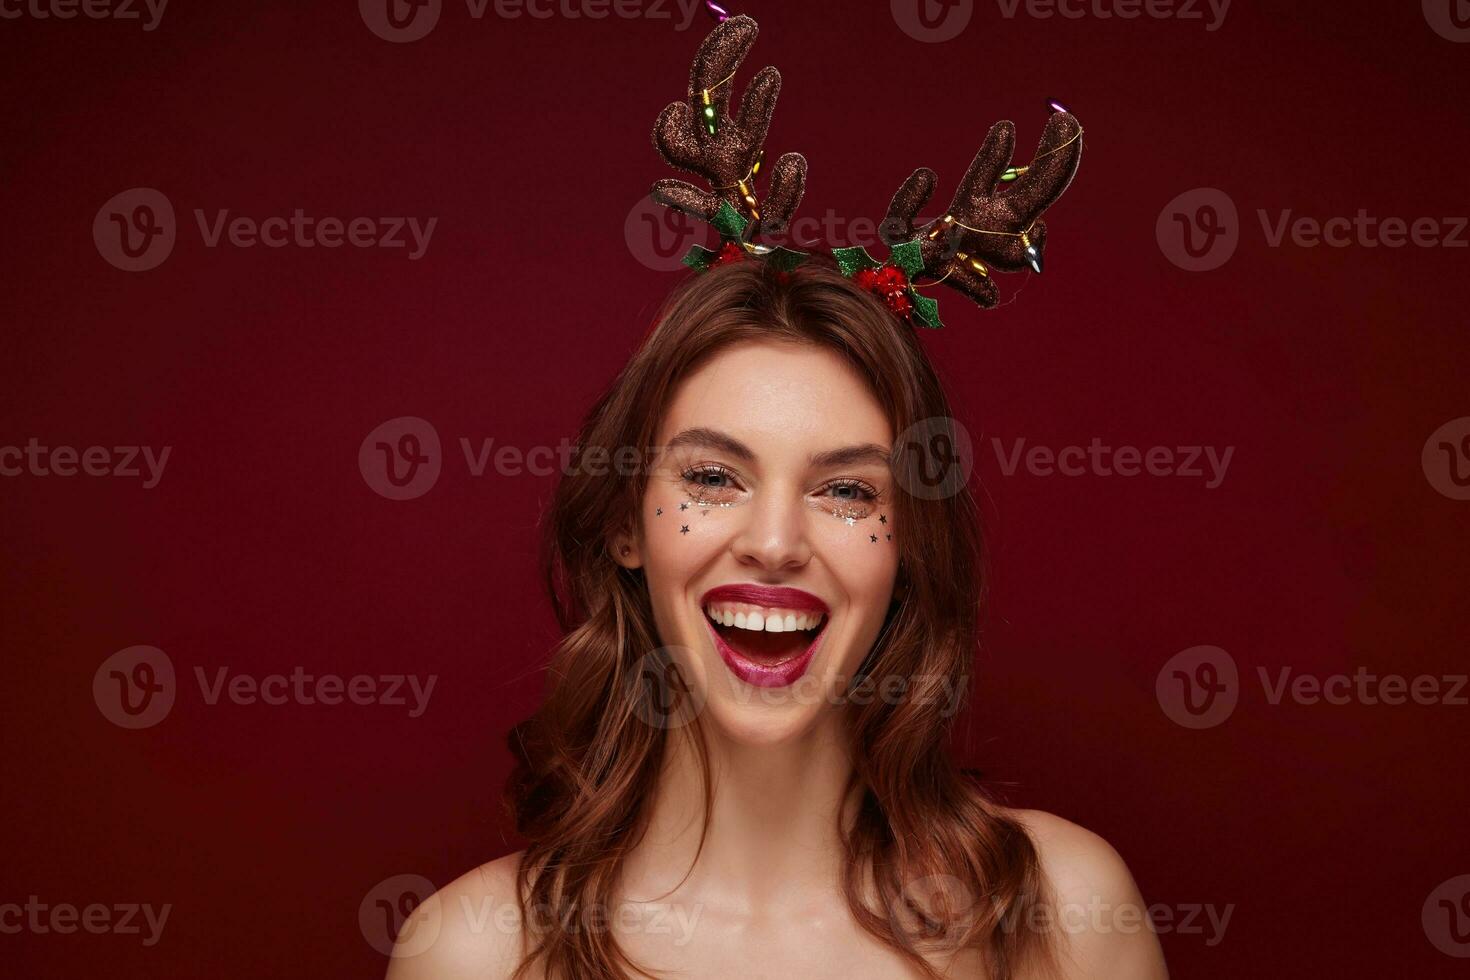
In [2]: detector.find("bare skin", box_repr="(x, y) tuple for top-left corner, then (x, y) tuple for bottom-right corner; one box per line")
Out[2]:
(387, 341), (1168, 979)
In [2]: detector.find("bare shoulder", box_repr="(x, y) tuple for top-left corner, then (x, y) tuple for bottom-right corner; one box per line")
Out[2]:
(1006, 808), (1169, 980)
(384, 851), (532, 980)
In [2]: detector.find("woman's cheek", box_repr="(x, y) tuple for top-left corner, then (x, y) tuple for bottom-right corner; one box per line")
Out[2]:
(810, 507), (897, 561)
(640, 490), (737, 578)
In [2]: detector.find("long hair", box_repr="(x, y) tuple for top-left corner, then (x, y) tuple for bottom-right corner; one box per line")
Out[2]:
(504, 257), (1056, 979)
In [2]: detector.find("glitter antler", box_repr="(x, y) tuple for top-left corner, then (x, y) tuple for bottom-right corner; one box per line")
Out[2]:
(650, 14), (807, 237)
(882, 113), (1084, 309)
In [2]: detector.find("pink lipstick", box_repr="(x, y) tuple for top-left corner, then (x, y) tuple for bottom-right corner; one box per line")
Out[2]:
(699, 584), (830, 689)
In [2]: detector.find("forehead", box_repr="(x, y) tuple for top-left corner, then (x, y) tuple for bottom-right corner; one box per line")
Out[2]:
(655, 339), (893, 451)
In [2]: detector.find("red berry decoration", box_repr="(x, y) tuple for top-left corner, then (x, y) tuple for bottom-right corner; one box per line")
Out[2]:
(854, 263), (913, 319)
(710, 241), (747, 267)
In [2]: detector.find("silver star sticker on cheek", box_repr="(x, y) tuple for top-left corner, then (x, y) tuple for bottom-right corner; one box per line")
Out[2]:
(844, 516), (856, 526)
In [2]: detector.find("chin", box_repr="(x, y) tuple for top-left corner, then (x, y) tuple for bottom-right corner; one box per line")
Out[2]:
(685, 614), (850, 747)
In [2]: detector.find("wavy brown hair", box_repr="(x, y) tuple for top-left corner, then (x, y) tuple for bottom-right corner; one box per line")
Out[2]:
(504, 257), (1056, 980)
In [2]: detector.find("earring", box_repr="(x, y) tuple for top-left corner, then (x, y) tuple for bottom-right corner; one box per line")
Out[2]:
(620, 545), (631, 557)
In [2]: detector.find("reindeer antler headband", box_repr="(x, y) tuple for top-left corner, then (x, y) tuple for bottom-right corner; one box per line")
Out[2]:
(650, 14), (1084, 329)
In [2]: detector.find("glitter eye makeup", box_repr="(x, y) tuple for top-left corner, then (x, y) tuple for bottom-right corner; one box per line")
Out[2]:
(680, 463), (744, 508)
(816, 478), (882, 522)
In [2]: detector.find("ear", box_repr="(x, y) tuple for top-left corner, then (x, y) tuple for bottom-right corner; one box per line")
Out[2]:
(610, 524), (644, 570)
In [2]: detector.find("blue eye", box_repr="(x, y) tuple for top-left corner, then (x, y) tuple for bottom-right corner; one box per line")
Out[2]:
(685, 466), (732, 488)
(824, 479), (878, 502)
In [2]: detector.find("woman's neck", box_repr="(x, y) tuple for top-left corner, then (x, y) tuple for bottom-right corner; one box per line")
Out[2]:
(619, 716), (862, 912)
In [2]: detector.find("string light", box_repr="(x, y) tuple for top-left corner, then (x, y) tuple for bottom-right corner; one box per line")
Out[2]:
(699, 66), (737, 136)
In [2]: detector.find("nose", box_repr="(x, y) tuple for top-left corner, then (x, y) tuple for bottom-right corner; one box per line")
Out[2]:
(730, 483), (812, 572)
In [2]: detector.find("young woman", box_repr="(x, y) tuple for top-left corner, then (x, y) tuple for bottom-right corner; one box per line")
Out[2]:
(385, 260), (1168, 979)
(388, 14), (1167, 980)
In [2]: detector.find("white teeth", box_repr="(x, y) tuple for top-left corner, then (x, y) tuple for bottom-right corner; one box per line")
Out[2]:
(705, 603), (826, 633)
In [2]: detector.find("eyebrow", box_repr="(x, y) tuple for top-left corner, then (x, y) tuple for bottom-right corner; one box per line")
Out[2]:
(661, 427), (892, 470)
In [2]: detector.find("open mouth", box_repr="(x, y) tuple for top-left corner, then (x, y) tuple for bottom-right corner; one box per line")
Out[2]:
(699, 585), (830, 688)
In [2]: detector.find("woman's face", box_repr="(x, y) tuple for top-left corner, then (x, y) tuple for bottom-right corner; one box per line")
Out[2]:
(621, 338), (900, 746)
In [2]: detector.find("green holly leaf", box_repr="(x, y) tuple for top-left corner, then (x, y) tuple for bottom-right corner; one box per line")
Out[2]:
(833, 246), (881, 278)
(909, 290), (944, 329)
(711, 200), (749, 241)
(764, 247), (810, 272)
(682, 244), (719, 272)
(889, 239), (925, 277)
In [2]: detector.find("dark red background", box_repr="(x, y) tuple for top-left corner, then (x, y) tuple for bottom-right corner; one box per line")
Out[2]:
(3, 0), (1468, 976)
